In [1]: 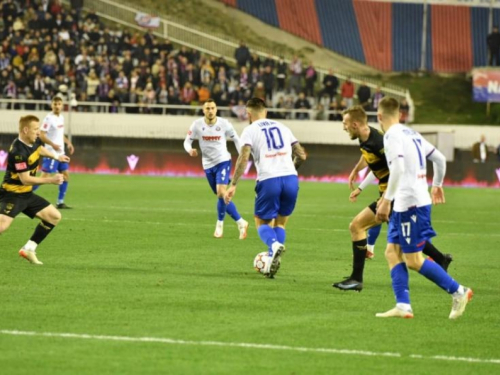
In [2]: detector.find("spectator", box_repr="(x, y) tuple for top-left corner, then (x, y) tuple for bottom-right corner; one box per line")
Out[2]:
(261, 65), (275, 102)
(341, 77), (354, 108)
(197, 84), (210, 104)
(167, 86), (181, 115)
(231, 99), (248, 121)
(328, 101), (341, 121)
(234, 41), (251, 68)
(288, 55), (302, 94)
(294, 92), (311, 120)
(276, 57), (287, 92)
(304, 61), (317, 98)
(472, 135), (489, 163)
(399, 98), (410, 124)
(320, 68), (339, 102)
(357, 81), (371, 111)
(487, 26), (500, 66)
(371, 86), (385, 116)
(253, 81), (265, 101)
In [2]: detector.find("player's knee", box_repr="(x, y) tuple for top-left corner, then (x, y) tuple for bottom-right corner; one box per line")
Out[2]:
(349, 219), (360, 233)
(49, 210), (62, 225)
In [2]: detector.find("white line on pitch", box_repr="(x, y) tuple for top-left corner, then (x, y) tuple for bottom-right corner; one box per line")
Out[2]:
(1, 330), (499, 365)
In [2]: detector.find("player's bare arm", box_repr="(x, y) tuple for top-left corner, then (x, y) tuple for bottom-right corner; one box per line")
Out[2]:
(18, 170), (64, 186)
(64, 135), (75, 155)
(224, 145), (251, 204)
(292, 143), (307, 170)
(348, 155), (367, 190)
(39, 131), (62, 151)
(39, 146), (70, 163)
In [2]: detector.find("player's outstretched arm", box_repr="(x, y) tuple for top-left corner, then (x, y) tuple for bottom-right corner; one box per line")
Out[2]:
(348, 155), (367, 190)
(292, 143), (307, 170)
(64, 135), (75, 155)
(224, 145), (251, 204)
(39, 146), (70, 163)
(18, 170), (64, 186)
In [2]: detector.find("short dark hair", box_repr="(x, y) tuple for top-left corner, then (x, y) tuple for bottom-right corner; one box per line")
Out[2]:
(246, 97), (266, 112)
(378, 97), (400, 116)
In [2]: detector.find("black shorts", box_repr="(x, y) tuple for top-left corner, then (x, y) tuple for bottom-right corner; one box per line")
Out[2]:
(368, 197), (394, 215)
(0, 190), (51, 219)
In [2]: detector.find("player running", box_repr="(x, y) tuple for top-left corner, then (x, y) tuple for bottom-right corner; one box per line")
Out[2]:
(184, 99), (248, 239)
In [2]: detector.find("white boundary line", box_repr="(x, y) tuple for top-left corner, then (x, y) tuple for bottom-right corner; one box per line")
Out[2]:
(1, 330), (499, 365)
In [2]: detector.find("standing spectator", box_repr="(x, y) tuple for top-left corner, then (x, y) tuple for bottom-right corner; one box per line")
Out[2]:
(399, 98), (410, 124)
(371, 86), (385, 114)
(320, 68), (339, 102)
(276, 57), (287, 92)
(341, 77), (355, 108)
(487, 26), (500, 66)
(249, 53), (261, 72)
(472, 135), (489, 163)
(304, 61), (317, 98)
(234, 41), (251, 68)
(357, 81), (371, 111)
(288, 55), (302, 94)
(261, 65), (275, 102)
(294, 92), (311, 120)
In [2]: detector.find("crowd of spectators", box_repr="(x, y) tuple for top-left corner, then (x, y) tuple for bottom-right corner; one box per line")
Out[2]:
(0, 0), (409, 122)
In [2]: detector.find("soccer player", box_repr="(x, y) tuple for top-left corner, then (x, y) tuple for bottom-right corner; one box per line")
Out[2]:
(0, 115), (70, 265)
(224, 98), (307, 277)
(37, 95), (75, 209)
(184, 99), (248, 239)
(333, 106), (452, 292)
(375, 97), (472, 319)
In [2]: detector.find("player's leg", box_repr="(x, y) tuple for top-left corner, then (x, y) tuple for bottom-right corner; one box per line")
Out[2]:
(422, 240), (453, 272)
(375, 210), (414, 318)
(366, 224), (382, 259)
(204, 167), (224, 238)
(0, 214), (15, 235)
(216, 161), (248, 239)
(254, 178), (286, 276)
(56, 162), (71, 209)
(333, 203), (380, 292)
(19, 195), (61, 265)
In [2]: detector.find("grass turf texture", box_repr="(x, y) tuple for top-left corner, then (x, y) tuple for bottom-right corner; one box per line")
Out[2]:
(0, 174), (499, 374)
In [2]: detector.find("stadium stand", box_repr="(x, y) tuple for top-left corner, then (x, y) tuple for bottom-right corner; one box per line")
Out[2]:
(218, 0), (500, 73)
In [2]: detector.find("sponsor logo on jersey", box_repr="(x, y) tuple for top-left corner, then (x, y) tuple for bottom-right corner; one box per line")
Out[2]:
(202, 136), (221, 141)
(15, 162), (27, 170)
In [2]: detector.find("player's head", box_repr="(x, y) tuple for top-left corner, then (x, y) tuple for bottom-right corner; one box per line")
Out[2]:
(51, 95), (64, 114)
(377, 97), (400, 132)
(203, 99), (217, 122)
(245, 97), (267, 124)
(342, 105), (367, 140)
(19, 115), (40, 144)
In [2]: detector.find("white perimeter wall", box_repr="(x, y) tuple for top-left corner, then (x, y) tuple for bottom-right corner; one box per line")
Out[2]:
(0, 110), (499, 150)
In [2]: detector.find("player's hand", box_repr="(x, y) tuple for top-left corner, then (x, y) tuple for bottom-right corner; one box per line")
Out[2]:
(224, 185), (236, 204)
(431, 186), (445, 205)
(349, 188), (361, 202)
(53, 144), (62, 152)
(348, 170), (357, 191)
(58, 155), (70, 163)
(67, 143), (75, 155)
(51, 174), (64, 185)
(376, 199), (391, 222)
(189, 149), (198, 157)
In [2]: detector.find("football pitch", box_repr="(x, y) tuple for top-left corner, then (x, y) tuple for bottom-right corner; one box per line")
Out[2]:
(1, 174), (499, 374)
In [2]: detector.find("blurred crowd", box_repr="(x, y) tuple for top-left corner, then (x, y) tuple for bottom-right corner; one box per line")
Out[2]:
(0, 0), (410, 122)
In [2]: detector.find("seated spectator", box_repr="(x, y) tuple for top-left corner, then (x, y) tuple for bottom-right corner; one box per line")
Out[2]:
(253, 81), (265, 101)
(231, 99), (248, 122)
(294, 92), (311, 120)
(399, 98), (410, 124)
(197, 84), (210, 104)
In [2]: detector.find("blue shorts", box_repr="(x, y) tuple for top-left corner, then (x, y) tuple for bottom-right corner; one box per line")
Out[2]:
(387, 205), (436, 253)
(204, 160), (232, 194)
(41, 157), (69, 173)
(254, 175), (299, 220)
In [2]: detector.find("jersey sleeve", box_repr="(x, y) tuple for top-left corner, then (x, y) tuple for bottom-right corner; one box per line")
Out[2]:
(183, 122), (198, 153)
(225, 121), (242, 154)
(422, 137), (436, 157)
(288, 127), (298, 145)
(383, 132), (404, 166)
(40, 115), (52, 132)
(240, 127), (253, 148)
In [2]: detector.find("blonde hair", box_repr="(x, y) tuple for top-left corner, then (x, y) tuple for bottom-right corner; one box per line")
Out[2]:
(19, 115), (39, 132)
(342, 105), (367, 125)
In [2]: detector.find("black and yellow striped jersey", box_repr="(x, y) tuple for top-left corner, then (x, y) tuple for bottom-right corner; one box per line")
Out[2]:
(359, 126), (389, 193)
(1, 138), (43, 194)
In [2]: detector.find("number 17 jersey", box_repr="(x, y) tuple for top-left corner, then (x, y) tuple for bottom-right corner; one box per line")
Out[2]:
(240, 119), (298, 181)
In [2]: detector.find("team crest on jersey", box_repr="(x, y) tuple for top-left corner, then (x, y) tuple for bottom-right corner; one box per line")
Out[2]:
(188, 130), (192, 135)
(216, 126), (221, 131)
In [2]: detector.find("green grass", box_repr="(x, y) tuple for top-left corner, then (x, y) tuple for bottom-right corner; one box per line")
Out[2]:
(0, 175), (499, 374)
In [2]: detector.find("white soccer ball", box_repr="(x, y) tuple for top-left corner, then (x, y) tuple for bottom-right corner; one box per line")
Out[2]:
(253, 251), (280, 275)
